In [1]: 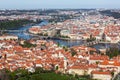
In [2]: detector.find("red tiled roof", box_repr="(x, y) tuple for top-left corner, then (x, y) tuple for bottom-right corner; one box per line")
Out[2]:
(91, 70), (111, 75)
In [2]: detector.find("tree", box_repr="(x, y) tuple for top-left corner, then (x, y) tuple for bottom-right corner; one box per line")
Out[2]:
(0, 69), (9, 80)
(90, 50), (95, 54)
(106, 46), (120, 58)
(96, 61), (99, 64)
(111, 71), (114, 76)
(57, 42), (61, 47)
(63, 46), (68, 52)
(55, 66), (59, 70)
(20, 41), (36, 48)
(34, 67), (43, 74)
(75, 74), (79, 79)
(70, 48), (77, 56)
(44, 33), (48, 36)
(0, 19), (35, 30)
(86, 37), (96, 42)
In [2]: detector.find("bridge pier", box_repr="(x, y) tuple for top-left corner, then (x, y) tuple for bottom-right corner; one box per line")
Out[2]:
(80, 40), (101, 46)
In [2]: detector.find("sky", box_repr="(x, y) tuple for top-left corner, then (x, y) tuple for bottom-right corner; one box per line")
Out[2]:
(0, 0), (120, 9)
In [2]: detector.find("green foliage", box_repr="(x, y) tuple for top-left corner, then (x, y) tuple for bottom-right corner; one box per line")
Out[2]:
(96, 61), (99, 64)
(76, 75), (93, 80)
(106, 46), (120, 58)
(54, 34), (61, 38)
(54, 32), (70, 38)
(44, 33), (48, 36)
(57, 42), (61, 47)
(17, 72), (75, 80)
(111, 71), (114, 76)
(90, 50), (95, 54)
(34, 67), (43, 74)
(86, 34), (96, 42)
(63, 46), (68, 52)
(20, 41), (36, 48)
(55, 66), (59, 70)
(38, 33), (49, 38)
(0, 19), (34, 30)
(86, 37), (96, 42)
(38, 33), (43, 36)
(60, 35), (70, 38)
(6, 69), (28, 80)
(17, 77), (29, 80)
(70, 48), (77, 56)
(3, 68), (96, 80)
(0, 69), (10, 80)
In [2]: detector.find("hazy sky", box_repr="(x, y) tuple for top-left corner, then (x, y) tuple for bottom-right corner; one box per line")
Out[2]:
(0, 0), (120, 9)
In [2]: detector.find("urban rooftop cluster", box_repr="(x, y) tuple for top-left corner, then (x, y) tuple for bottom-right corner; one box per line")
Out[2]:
(0, 9), (120, 80)
(29, 13), (120, 43)
(0, 36), (119, 80)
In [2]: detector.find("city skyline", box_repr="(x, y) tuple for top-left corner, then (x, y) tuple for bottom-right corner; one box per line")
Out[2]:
(0, 0), (120, 9)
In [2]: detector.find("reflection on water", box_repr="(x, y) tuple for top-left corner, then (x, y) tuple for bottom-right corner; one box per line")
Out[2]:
(93, 43), (120, 50)
(9, 21), (49, 40)
(51, 39), (84, 47)
(8, 20), (120, 49)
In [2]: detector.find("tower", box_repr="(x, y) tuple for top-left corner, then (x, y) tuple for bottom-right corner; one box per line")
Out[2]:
(64, 57), (68, 70)
(102, 33), (106, 41)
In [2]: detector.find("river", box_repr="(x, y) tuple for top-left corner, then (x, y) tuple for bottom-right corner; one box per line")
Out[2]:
(9, 20), (49, 40)
(9, 20), (120, 50)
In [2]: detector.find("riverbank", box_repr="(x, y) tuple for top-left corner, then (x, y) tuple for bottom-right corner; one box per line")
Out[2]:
(0, 20), (33, 30)
(29, 33), (85, 41)
(7, 20), (120, 50)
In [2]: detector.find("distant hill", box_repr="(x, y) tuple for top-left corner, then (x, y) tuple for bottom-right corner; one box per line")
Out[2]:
(100, 10), (120, 19)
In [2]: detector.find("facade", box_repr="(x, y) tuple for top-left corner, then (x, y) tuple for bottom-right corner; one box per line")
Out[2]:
(91, 71), (112, 80)
(0, 35), (18, 40)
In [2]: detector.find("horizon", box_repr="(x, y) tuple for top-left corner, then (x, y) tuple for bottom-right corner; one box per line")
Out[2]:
(0, 0), (120, 10)
(0, 8), (119, 10)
